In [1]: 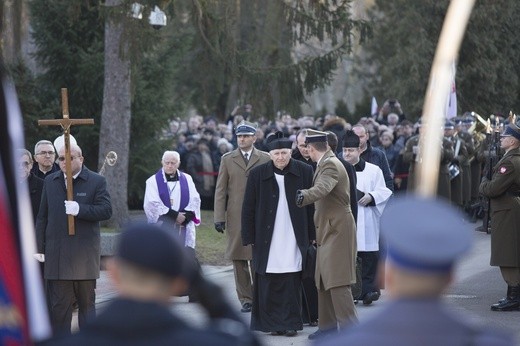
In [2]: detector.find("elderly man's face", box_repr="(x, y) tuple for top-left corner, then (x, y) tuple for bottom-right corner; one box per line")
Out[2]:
(270, 148), (292, 170)
(353, 127), (368, 146)
(58, 147), (84, 176)
(18, 154), (32, 180)
(162, 154), (180, 175)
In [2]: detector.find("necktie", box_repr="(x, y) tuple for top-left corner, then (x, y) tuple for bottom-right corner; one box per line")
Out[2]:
(244, 152), (249, 164)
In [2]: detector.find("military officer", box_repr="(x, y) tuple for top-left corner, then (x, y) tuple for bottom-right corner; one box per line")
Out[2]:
(213, 121), (270, 313)
(480, 122), (520, 311)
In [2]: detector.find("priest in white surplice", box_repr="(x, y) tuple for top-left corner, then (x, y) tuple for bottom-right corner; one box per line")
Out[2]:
(343, 130), (392, 305)
(143, 150), (201, 250)
(242, 132), (315, 337)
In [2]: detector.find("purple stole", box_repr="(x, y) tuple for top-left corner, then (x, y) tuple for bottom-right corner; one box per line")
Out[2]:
(155, 169), (199, 244)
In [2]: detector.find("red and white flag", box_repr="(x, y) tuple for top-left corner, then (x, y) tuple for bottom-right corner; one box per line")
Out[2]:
(0, 67), (51, 345)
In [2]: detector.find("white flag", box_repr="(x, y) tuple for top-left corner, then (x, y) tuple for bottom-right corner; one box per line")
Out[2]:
(445, 63), (457, 119)
(371, 96), (378, 116)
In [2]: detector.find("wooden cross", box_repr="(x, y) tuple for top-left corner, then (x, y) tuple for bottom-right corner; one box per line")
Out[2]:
(38, 88), (94, 235)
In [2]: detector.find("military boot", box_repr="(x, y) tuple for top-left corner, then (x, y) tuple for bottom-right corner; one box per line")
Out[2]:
(496, 286), (512, 304)
(491, 285), (520, 311)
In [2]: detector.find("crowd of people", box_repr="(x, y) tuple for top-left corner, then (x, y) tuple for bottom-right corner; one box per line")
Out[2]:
(19, 97), (519, 344)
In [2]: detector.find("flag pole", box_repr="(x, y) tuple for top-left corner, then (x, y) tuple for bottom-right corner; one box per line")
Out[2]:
(416, 0), (476, 197)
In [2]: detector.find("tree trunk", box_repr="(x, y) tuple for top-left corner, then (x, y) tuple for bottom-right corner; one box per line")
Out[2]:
(99, 0), (130, 228)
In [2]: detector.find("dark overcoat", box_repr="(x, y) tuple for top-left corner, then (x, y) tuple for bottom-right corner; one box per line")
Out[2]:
(49, 298), (252, 346)
(27, 173), (44, 223)
(241, 159), (315, 274)
(214, 147), (270, 260)
(480, 147), (520, 267)
(299, 150), (357, 290)
(36, 166), (112, 280)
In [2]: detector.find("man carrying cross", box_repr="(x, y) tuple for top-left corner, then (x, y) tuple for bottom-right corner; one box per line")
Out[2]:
(36, 143), (112, 335)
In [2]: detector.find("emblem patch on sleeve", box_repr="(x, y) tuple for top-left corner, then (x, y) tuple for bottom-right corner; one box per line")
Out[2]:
(499, 166), (507, 174)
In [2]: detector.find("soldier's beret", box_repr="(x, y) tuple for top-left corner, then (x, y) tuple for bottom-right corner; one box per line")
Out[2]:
(235, 121), (257, 136)
(380, 196), (472, 273)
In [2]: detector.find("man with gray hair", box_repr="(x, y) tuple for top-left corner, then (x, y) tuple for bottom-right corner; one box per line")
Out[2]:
(31, 139), (59, 179)
(36, 143), (112, 335)
(143, 150), (202, 301)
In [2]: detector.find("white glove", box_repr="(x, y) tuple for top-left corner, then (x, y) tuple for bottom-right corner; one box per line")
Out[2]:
(33, 254), (45, 263)
(64, 200), (80, 216)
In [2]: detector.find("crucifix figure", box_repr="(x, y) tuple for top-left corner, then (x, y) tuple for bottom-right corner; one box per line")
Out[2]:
(38, 88), (94, 235)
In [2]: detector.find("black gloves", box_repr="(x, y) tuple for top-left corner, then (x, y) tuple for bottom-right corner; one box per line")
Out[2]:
(182, 211), (195, 226)
(214, 222), (226, 233)
(158, 209), (179, 224)
(296, 190), (304, 207)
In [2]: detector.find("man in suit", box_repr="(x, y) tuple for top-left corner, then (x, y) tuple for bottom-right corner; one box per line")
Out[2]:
(318, 196), (514, 346)
(214, 121), (271, 313)
(296, 129), (358, 340)
(36, 143), (112, 335)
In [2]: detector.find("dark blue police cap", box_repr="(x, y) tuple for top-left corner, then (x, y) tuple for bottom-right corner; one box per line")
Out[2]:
(116, 223), (187, 278)
(380, 196), (472, 273)
(235, 121), (257, 136)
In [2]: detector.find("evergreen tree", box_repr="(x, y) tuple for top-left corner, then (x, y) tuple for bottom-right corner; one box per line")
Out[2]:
(359, 0), (520, 119)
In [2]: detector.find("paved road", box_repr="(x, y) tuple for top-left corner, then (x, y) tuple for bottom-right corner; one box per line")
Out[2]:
(81, 226), (519, 345)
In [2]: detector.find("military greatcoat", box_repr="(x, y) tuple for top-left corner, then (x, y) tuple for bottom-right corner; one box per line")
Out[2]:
(214, 147), (270, 260)
(479, 147), (520, 267)
(299, 150), (357, 290)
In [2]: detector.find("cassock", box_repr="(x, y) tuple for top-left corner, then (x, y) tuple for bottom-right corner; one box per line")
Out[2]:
(242, 160), (314, 333)
(354, 159), (392, 297)
(143, 168), (201, 248)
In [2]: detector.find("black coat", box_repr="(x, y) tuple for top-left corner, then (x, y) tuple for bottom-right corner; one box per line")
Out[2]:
(46, 298), (252, 346)
(36, 166), (112, 280)
(242, 159), (315, 275)
(27, 173), (44, 224)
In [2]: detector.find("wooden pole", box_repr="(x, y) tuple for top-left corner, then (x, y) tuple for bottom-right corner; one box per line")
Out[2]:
(416, 0), (476, 197)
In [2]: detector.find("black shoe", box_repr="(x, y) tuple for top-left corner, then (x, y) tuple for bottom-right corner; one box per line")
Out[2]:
(491, 299), (520, 311)
(285, 330), (297, 337)
(363, 291), (380, 305)
(241, 302), (252, 313)
(308, 329), (335, 340)
(270, 331), (287, 336)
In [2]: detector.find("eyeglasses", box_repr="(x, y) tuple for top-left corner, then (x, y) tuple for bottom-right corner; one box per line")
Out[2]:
(37, 151), (55, 156)
(18, 161), (30, 168)
(58, 156), (77, 162)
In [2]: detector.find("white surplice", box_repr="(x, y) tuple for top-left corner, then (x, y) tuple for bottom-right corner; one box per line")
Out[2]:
(356, 162), (392, 251)
(143, 169), (201, 249)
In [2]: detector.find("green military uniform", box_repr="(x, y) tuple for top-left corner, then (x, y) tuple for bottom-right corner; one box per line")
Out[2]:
(479, 122), (520, 311)
(403, 134), (453, 200)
